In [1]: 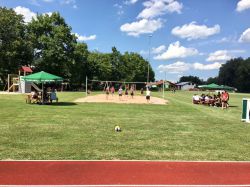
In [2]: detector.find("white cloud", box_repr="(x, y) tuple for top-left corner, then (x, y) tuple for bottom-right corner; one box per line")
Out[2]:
(154, 41), (198, 60)
(137, 0), (183, 19)
(43, 0), (54, 2)
(61, 0), (77, 8)
(120, 18), (163, 37)
(229, 49), (246, 53)
(114, 3), (124, 16)
(75, 33), (97, 41)
(14, 6), (37, 23)
(206, 50), (232, 62)
(158, 61), (190, 74)
(239, 28), (250, 42)
(193, 62), (222, 70)
(171, 22), (220, 40)
(236, 0), (250, 12)
(62, 0), (75, 4)
(158, 61), (222, 73)
(124, 0), (139, 5)
(152, 45), (166, 54)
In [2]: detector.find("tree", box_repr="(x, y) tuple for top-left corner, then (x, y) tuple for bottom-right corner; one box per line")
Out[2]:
(88, 47), (155, 82)
(70, 42), (89, 86)
(217, 58), (244, 87)
(0, 7), (33, 85)
(110, 47), (123, 81)
(206, 76), (218, 84)
(122, 52), (154, 82)
(235, 58), (250, 92)
(217, 57), (250, 92)
(87, 52), (112, 80)
(27, 12), (76, 79)
(179, 76), (203, 85)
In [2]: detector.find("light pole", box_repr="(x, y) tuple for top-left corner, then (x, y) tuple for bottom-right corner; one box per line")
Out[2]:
(147, 35), (152, 84)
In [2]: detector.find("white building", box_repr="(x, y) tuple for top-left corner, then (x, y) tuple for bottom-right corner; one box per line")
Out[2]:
(176, 82), (196, 90)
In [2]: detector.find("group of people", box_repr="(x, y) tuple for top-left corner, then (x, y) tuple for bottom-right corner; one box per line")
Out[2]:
(192, 91), (230, 109)
(30, 87), (58, 104)
(104, 85), (151, 103)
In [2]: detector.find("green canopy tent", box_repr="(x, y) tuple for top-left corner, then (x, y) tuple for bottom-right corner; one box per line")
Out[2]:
(198, 83), (236, 91)
(23, 71), (63, 103)
(198, 83), (221, 90)
(219, 85), (236, 91)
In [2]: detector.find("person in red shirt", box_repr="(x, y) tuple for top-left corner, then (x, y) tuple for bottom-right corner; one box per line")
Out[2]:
(221, 91), (229, 109)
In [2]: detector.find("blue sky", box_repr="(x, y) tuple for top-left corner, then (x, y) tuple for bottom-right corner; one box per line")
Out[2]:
(1, 0), (250, 82)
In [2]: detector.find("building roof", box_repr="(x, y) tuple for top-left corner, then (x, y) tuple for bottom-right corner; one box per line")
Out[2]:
(153, 80), (177, 86)
(20, 66), (33, 73)
(176, 82), (192, 86)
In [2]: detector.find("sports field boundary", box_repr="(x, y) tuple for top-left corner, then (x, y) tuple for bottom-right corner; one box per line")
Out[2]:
(0, 161), (250, 186)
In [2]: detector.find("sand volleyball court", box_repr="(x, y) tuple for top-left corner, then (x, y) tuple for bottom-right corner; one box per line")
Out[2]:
(75, 94), (167, 105)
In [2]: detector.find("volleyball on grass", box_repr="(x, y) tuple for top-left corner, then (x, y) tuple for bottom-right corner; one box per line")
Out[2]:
(115, 125), (121, 132)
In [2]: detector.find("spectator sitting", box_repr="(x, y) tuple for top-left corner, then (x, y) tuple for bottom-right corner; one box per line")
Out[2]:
(30, 90), (41, 103)
(50, 88), (58, 103)
(204, 95), (210, 105)
(200, 94), (205, 104)
(192, 94), (201, 104)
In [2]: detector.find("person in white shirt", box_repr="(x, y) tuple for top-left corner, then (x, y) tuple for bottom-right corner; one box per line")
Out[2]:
(146, 88), (151, 103)
(192, 94), (200, 104)
(118, 86), (123, 101)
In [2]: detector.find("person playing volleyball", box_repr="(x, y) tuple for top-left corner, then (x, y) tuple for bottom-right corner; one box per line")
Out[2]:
(118, 86), (123, 101)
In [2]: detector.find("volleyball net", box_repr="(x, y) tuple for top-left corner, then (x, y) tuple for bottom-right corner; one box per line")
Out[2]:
(85, 78), (149, 96)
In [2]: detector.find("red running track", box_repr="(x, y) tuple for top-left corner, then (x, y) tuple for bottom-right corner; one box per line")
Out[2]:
(0, 161), (250, 185)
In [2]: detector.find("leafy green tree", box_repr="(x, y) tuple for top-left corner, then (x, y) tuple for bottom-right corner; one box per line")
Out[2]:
(235, 58), (250, 92)
(27, 12), (76, 79)
(110, 47), (123, 81)
(218, 58), (244, 87)
(122, 52), (154, 82)
(206, 76), (218, 84)
(216, 57), (250, 92)
(0, 7), (33, 84)
(179, 75), (203, 85)
(70, 42), (89, 86)
(87, 52), (112, 80)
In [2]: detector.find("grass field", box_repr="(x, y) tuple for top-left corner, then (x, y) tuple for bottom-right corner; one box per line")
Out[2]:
(0, 91), (250, 160)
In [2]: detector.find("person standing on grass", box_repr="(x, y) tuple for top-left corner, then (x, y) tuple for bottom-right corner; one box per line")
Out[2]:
(222, 91), (229, 109)
(146, 88), (151, 103)
(221, 91), (229, 109)
(118, 86), (123, 101)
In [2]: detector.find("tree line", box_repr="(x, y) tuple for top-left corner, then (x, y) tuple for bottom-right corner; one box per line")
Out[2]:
(0, 7), (155, 89)
(179, 58), (250, 93)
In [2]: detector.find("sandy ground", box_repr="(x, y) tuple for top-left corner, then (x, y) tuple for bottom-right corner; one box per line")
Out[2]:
(75, 94), (167, 105)
(0, 91), (21, 95)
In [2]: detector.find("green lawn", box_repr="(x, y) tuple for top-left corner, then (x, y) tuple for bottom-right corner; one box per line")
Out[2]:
(0, 91), (250, 160)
